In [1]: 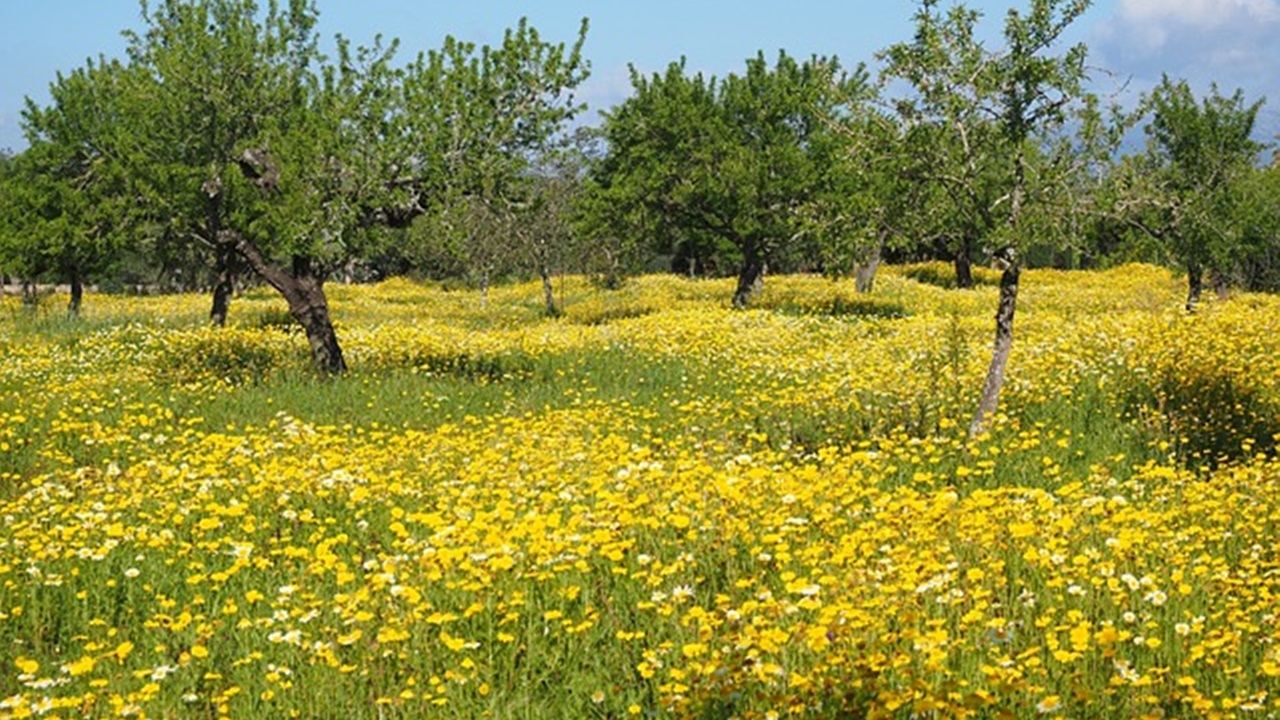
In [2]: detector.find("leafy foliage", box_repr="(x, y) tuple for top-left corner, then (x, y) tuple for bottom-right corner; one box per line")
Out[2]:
(1121, 76), (1268, 307)
(1, 59), (139, 310)
(587, 52), (867, 307)
(11, 0), (589, 372)
(880, 0), (1098, 436)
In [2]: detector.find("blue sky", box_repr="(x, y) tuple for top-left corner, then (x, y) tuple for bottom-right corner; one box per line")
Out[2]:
(2, 0), (1278, 151)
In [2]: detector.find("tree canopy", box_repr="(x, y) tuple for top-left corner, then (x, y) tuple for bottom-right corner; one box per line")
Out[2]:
(587, 52), (868, 307)
(1125, 76), (1267, 309)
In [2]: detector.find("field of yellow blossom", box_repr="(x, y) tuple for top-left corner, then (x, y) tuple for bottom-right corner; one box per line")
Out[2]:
(3, 264), (1280, 719)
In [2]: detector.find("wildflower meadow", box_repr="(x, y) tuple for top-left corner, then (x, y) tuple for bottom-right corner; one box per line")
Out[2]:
(3, 265), (1280, 719)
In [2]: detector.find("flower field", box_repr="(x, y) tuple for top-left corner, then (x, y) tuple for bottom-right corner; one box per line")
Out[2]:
(3, 265), (1280, 719)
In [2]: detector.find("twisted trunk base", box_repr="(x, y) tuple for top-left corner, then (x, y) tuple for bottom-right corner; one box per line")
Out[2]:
(220, 231), (347, 374)
(1186, 264), (1203, 313)
(954, 240), (975, 289)
(854, 241), (882, 294)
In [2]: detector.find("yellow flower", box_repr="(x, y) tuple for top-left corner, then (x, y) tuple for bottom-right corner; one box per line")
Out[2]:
(439, 630), (467, 652)
(376, 626), (411, 644)
(1036, 695), (1062, 714)
(1094, 626), (1120, 646)
(113, 642), (134, 663)
(1069, 622), (1091, 652)
(63, 655), (96, 677)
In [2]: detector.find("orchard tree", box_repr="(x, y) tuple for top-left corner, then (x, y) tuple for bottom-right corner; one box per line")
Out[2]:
(513, 151), (580, 316)
(881, 0), (1094, 436)
(115, 0), (313, 327)
(592, 52), (864, 307)
(408, 196), (520, 304)
(415, 156), (580, 316)
(3, 59), (138, 314)
(1127, 77), (1266, 309)
(59, 0), (590, 372)
(879, 3), (1006, 291)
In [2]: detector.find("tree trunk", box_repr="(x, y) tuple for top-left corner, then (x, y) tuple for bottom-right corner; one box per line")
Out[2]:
(540, 265), (559, 317)
(292, 271), (346, 375)
(222, 231), (347, 374)
(854, 240), (883, 294)
(67, 269), (83, 317)
(479, 271), (490, 309)
(954, 239), (975, 289)
(1210, 267), (1229, 301)
(601, 248), (622, 290)
(732, 254), (766, 309)
(205, 181), (235, 326)
(210, 244), (235, 327)
(1186, 264), (1204, 313)
(20, 279), (36, 310)
(969, 260), (1021, 437)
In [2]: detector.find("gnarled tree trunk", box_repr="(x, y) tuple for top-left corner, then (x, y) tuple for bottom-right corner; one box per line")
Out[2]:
(854, 238), (883, 294)
(21, 279), (36, 310)
(222, 230), (347, 374)
(222, 148), (345, 372)
(539, 265), (559, 317)
(1210, 266), (1229, 301)
(954, 238), (975, 289)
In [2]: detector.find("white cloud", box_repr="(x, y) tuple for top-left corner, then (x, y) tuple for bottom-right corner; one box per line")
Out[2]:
(1117, 0), (1280, 28)
(1094, 0), (1280, 110)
